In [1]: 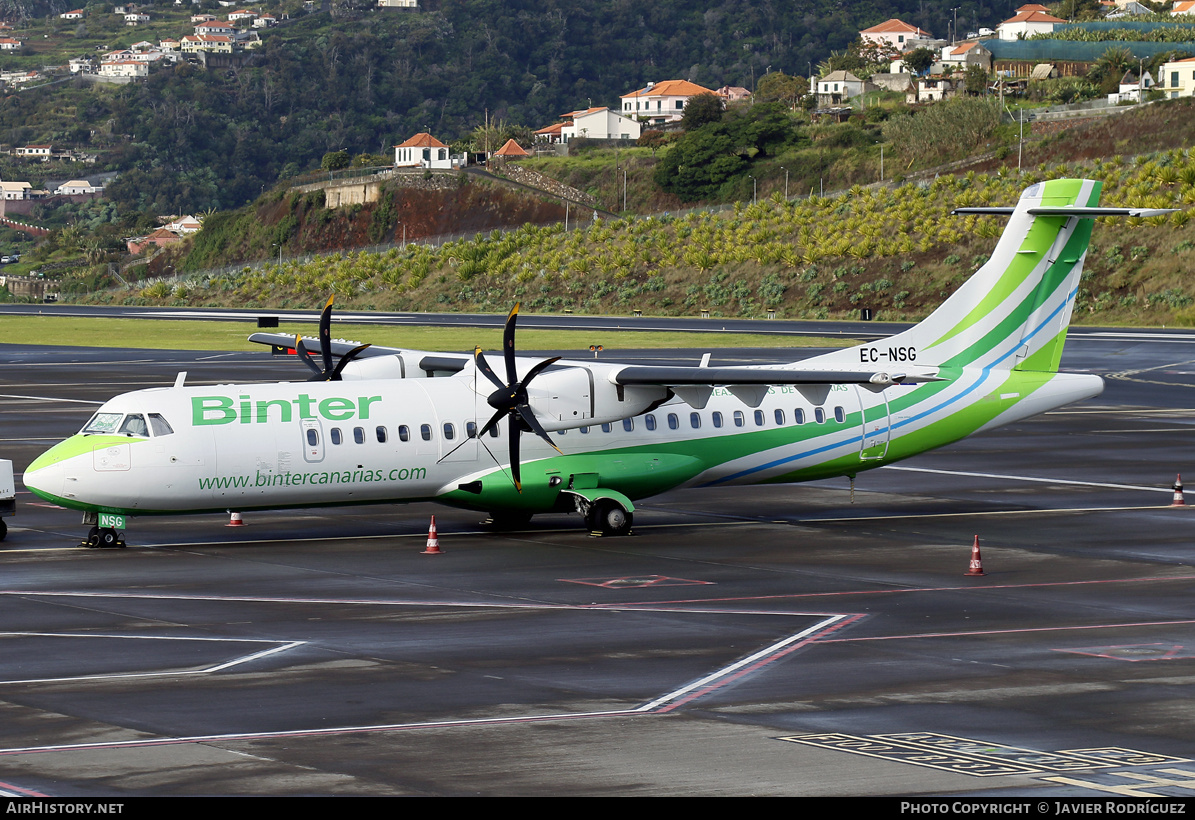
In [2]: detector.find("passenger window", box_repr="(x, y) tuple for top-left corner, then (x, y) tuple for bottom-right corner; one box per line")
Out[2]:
(667, 413), (679, 430)
(489, 424), (499, 438)
(623, 418), (634, 432)
(795, 409), (805, 425)
(602, 423), (612, 433)
(690, 412), (701, 429)
(579, 426), (589, 434)
(466, 421), (477, 438)
(815, 407), (826, 424)
(306, 429), (318, 447)
(119, 414), (148, 437)
(376, 426), (387, 443)
(712, 411), (723, 428)
(443, 423), (455, 440)
(331, 428), (342, 445)
(754, 410), (764, 426)
(149, 413), (174, 436)
(645, 414), (656, 431)
(775, 409), (785, 425)
(420, 424), (432, 441)
(734, 411), (744, 427)
(353, 427), (365, 444)
(398, 425), (410, 442)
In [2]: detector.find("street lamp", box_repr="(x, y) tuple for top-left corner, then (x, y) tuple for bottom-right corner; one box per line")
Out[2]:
(876, 143), (885, 182)
(780, 165), (789, 199)
(747, 174), (756, 205)
(1004, 104), (1024, 172)
(272, 242), (282, 268)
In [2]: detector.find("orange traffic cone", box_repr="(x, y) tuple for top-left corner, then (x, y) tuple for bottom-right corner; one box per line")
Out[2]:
(965, 535), (985, 576)
(423, 515), (441, 554)
(1172, 474), (1186, 507)
(227, 511), (246, 527)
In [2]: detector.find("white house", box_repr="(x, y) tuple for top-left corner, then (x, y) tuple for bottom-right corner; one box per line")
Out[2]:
(0, 39), (22, 51)
(620, 79), (717, 124)
(99, 60), (149, 78)
(1, 182), (32, 200)
(816, 70), (869, 103)
(195, 21), (235, 36)
(559, 107), (641, 142)
(124, 12), (150, 25)
(55, 179), (102, 195)
(1159, 56), (1195, 98)
(940, 41), (992, 70)
(226, 9), (256, 20)
(997, 7), (1065, 40)
(393, 132), (464, 169)
(1173, 1), (1195, 15)
(378, 0), (419, 7)
(15, 145), (51, 158)
(60, 9), (84, 19)
(1108, 70), (1153, 103)
(860, 18), (933, 52)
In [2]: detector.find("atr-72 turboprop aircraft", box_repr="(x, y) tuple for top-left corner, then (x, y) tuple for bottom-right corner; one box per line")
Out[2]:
(24, 179), (1171, 546)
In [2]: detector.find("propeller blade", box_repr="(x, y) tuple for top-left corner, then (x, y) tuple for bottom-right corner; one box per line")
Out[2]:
(502, 303), (519, 386)
(516, 403), (562, 454)
(329, 343), (372, 380)
(295, 336), (322, 376)
(518, 355), (561, 390)
(508, 416), (521, 493)
(476, 407), (506, 440)
(318, 295), (334, 376)
(474, 347), (506, 392)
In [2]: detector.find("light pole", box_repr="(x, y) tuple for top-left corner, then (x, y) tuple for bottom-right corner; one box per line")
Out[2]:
(951, 6), (959, 46)
(748, 174), (756, 205)
(877, 143), (884, 182)
(623, 167), (627, 212)
(780, 166), (788, 199)
(397, 221), (406, 250)
(272, 243), (282, 268)
(1004, 104), (1024, 172)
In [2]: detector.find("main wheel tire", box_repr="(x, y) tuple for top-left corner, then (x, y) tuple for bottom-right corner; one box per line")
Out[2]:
(586, 499), (633, 537)
(98, 528), (119, 548)
(86, 526), (101, 548)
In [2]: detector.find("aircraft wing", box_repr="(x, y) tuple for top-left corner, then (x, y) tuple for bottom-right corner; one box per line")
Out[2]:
(248, 331), (472, 372)
(608, 364), (942, 408)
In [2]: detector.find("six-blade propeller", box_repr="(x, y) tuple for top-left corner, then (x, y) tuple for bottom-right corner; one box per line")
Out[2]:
(472, 303), (561, 492)
(295, 296), (371, 381)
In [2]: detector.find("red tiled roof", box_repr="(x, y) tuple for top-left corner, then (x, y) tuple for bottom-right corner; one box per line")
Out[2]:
(622, 79), (714, 99)
(861, 18), (932, 37)
(1001, 10), (1065, 24)
(395, 132), (448, 149)
(494, 139), (529, 157)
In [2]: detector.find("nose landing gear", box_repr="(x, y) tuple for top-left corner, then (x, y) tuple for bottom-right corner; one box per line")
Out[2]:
(83, 526), (125, 549)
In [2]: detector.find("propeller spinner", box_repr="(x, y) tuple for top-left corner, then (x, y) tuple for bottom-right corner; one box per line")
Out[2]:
(295, 296), (371, 381)
(473, 303), (562, 492)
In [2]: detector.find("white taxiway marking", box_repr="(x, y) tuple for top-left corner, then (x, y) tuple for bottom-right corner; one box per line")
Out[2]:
(882, 465), (1172, 494)
(0, 602), (848, 755)
(0, 394), (103, 405)
(0, 632), (304, 685)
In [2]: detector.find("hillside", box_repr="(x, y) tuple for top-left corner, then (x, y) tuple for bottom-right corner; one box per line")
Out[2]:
(68, 98), (1195, 329)
(0, 0), (1008, 216)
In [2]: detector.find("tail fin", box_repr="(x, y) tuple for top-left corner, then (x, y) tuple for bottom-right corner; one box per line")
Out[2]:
(892, 178), (1103, 373)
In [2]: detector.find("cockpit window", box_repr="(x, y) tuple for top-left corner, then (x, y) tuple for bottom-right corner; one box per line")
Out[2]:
(118, 414), (149, 437)
(82, 413), (123, 435)
(149, 413), (174, 436)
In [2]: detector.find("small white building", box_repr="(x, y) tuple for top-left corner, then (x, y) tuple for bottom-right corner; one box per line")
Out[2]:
(124, 12), (150, 25)
(620, 79), (717, 124)
(817, 71), (869, 103)
(378, 0), (419, 7)
(393, 132), (464, 169)
(1, 182), (32, 200)
(99, 60), (149, 78)
(55, 179), (102, 195)
(559, 107), (641, 142)
(860, 18), (933, 52)
(997, 7), (1064, 41)
(60, 9), (84, 19)
(1108, 70), (1153, 103)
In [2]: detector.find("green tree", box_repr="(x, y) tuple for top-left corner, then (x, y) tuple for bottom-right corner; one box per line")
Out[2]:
(681, 93), (725, 131)
(321, 150), (350, 171)
(756, 72), (808, 108)
(902, 48), (936, 76)
(964, 64), (988, 96)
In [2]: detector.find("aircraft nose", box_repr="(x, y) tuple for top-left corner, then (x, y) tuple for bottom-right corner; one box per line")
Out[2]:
(23, 440), (77, 503)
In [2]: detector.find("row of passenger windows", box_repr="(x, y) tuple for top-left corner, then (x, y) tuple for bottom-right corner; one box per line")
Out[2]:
(305, 406), (849, 448)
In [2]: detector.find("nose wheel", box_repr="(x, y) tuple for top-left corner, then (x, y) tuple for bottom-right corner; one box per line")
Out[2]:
(84, 526), (125, 549)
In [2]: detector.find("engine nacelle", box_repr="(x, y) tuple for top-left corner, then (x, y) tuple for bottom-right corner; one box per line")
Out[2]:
(523, 365), (667, 431)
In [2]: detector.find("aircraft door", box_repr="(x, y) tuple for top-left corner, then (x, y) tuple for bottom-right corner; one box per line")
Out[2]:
(855, 386), (890, 461)
(301, 418), (324, 463)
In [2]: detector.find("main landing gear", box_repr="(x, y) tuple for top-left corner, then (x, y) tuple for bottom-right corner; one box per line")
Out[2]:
(83, 526), (125, 549)
(582, 498), (633, 537)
